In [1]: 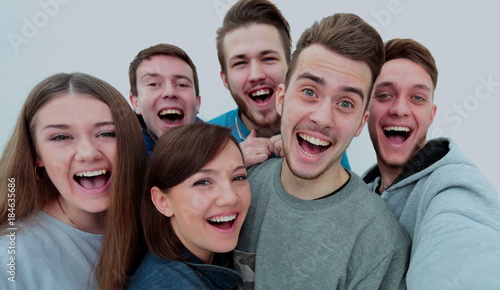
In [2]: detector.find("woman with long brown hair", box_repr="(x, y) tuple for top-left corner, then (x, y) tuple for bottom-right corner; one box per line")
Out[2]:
(0, 72), (146, 289)
(125, 123), (251, 289)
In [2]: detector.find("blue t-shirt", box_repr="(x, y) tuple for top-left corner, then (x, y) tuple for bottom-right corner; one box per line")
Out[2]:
(209, 108), (351, 169)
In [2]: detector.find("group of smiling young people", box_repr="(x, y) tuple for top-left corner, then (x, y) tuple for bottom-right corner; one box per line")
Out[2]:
(1, 0), (500, 289)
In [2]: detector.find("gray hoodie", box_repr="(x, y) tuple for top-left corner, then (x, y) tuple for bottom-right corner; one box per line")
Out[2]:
(364, 138), (500, 289)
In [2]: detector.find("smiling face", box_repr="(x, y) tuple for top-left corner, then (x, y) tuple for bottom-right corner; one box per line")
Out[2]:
(131, 55), (201, 138)
(277, 45), (371, 182)
(368, 58), (436, 170)
(151, 141), (251, 263)
(34, 94), (116, 216)
(221, 23), (288, 131)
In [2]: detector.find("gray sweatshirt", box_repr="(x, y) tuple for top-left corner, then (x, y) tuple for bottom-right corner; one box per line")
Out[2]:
(364, 138), (500, 289)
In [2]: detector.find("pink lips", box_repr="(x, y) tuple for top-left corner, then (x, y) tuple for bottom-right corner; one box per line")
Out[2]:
(73, 168), (112, 195)
(206, 212), (240, 235)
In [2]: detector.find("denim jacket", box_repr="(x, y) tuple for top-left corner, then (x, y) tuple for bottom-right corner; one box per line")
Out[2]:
(127, 251), (243, 290)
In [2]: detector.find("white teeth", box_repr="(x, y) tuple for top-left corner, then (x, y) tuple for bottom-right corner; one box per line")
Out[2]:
(251, 89), (270, 97)
(75, 169), (107, 177)
(300, 147), (319, 158)
(208, 214), (236, 223)
(298, 133), (330, 146)
(159, 109), (182, 116)
(383, 126), (411, 132)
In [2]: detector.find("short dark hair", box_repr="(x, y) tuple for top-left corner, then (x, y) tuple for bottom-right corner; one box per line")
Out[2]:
(216, 0), (291, 74)
(129, 43), (199, 96)
(141, 123), (241, 260)
(286, 13), (384, 95)
(384, 38), (438, 89)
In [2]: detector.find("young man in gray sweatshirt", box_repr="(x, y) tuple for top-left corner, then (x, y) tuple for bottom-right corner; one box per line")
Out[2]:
(363, 38), (500, 289)
(234, 13), (410, 289)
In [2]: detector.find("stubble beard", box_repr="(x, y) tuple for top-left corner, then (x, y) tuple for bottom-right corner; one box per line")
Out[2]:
(283, 130), (339, 181)
(231, 91), (280, 129)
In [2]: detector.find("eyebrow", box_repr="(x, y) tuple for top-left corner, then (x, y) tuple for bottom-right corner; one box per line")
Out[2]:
(197, 165), (246, 174)
(297, 72), (326, 86)
(141, 73), (192, 83)
(375, 81), (431, 92)
(297, 72), (365, 100)
(42, 121), (114, 131)
(230, 49), (280, 61)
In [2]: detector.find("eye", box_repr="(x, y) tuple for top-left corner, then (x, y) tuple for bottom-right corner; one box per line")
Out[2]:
(232, 60), (247, 68)
(175, 82), (189, 88)
(98, 131), (116, 138)
(302, 88), (316, 98)
(376, 93), (392, 101)
(412, 95), (425, 102)
(338, 100), (353, 109)
(193, 179), (211, 187)
(50, 134), (72, 141)
(233, 174), (248, 182)
(262, 57), (277, 63)
(147, 82), (160, 87)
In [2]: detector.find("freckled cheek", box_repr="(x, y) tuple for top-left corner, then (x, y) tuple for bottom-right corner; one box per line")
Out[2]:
(186, 190), (218, 212)
(176, 202), (207, 223)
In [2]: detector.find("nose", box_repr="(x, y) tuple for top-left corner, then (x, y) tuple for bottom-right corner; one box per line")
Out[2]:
(248, 60), (266, 83)
(162, 82), (178, 99)
(309, 100), (334, 128)
(214, 184), (239, 207)
(388, 96), (410, 117)
(75, 138), (102, 162)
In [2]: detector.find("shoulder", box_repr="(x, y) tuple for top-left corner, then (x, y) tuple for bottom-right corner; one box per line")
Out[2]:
(419, 140), (497, 201)
(129, 252), (204, 289)
(248, 158), (281, 176)
(208, 109), (238, 126)
(0, 212), (102, 289)
(248, 159), (282, 188)
(344, 173), (409, 243)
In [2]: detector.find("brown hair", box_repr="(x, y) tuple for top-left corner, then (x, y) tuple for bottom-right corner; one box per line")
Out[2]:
(384, 38), (438, 89)
(286, 13), (384, 97)
(129, 43), (200, 96)
(0, 72), (146, 289)
(216, 0), (291, 74)
(142, 123), (240, 260)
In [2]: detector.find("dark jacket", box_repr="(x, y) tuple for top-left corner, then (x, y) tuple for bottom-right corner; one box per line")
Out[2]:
(127, 251), (242, 290)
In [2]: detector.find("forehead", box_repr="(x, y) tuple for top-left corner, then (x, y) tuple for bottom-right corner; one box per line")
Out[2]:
(36, 94), (112, 124)
(136, 55), (193, 79)
(290, 44), (372, 94)
(375, 58), (434, 90)
(223, 23), (286, 59)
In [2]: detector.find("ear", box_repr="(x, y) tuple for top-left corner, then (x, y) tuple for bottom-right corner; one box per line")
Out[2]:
(275, 84), (286, 117)
(35, 156), (44, 167)
(355, 111), (370, 137)
(220, 71), (229, 90)
(195, 95), (201, 114)
(151, 186), (174, 217)
(429, 104), (437, 124)
(129, 95), (142, 115)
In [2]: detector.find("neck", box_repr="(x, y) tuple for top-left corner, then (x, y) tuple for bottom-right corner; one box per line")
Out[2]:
(376, 161), (404, 193)
(239, 112), (280, 138)
(44, 197), (106, 234)
(280, 160), (349, 200)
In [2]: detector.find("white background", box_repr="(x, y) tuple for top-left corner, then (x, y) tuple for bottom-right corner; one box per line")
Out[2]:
(1, 0), (499, 194)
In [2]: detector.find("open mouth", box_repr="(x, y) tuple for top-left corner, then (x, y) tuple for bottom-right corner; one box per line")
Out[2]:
(74, 169), (111, 189)
(297, 133), (332, 157)
(158, 109), (184, 124)
(207, 214), (237, 230)
(249, 88), (273, 104)
(383, 126), (411, 144)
